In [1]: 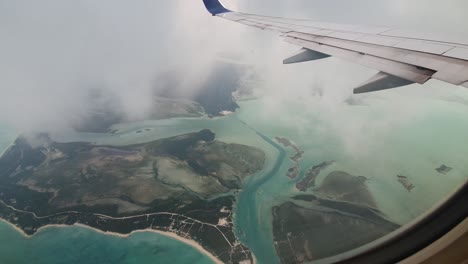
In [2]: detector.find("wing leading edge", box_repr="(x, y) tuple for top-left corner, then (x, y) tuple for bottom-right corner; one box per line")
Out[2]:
(202, 0), (468, 93)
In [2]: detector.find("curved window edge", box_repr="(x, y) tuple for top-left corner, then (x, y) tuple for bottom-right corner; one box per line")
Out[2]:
(311, 180), (468, 264)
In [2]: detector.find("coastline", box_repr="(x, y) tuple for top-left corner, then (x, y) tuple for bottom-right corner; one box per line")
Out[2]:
(0, 218), (222, 264)
(0, 128), (257, 264)
(0, 139), (15, 159)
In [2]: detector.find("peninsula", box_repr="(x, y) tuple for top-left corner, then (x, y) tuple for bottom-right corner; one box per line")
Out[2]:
(0, 130), (266, 263)
(296, 161), (335, 191)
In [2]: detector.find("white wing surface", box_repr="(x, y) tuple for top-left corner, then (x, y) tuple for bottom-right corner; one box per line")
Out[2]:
(203, 0), (468, 93)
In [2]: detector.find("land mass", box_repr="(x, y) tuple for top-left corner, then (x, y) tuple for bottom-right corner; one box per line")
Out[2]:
(273, 171), (399, 263)
(296, 161), (335, 191)
(156, 62), (244, 118)
(75, 60), (247, 133)
(397, 175), (415, 192)
(0, 130), (266, 263)
(436, 164), (452, 174)
(74, 96), (206, 133)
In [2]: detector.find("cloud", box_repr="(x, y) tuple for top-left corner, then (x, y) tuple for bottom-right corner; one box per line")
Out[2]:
(0, 0), (248, 133)
(0, 0), (467, 138)
(227, 0), (468, 156)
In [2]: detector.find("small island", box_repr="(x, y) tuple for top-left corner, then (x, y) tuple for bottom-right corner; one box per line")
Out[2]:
(295, 161), (335, 191)
(397, 175), (415, 192)
(0, 129), (266, 263)
(436, 165), (453, 174)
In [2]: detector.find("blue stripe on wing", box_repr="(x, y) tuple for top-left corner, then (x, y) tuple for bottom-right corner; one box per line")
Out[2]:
(202, 0), (231, 15)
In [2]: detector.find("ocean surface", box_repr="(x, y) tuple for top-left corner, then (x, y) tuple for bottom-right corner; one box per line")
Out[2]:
(0, 93), (467, 264)
(0, 221), (213, 264)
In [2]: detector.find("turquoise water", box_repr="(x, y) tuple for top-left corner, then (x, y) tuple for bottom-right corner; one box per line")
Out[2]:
(234, 127), (287, 264)
(236, 97), (468, 225)
(0, 117), (282, 264)
(0, 94), (467, 264)
(232, 96), (468, 263)
(0, 221), (214, 264)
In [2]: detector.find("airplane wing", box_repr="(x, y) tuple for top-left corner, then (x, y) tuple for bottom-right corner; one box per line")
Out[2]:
(202, 0), (468, 93)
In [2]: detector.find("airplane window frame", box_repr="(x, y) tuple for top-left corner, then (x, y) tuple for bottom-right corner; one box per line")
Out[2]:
(315, 181), (468, 264)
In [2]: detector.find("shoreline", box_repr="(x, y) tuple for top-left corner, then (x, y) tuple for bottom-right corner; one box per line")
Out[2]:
(0, 218), (222, 264)
(0, 139), (16, 159)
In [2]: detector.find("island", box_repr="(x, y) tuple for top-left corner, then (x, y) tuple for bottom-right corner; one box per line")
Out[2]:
(0, 129), (266, 263)
(436, 165), (453, 174)
(295, 161), (335, 191)
(156, 62), (242, 118)
(397, 175), (415, 192)
(275, 137), (304, 179)
(273, 171), (399, 263)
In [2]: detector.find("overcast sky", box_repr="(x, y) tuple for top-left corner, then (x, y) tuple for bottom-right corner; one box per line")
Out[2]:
(0, 0), (467, 133)
(238, 0), (468, 32)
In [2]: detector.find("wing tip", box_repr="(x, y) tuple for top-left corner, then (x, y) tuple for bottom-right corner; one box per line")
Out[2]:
(202, 0), (232, 15)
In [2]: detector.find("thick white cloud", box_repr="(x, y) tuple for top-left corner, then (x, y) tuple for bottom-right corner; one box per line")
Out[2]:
(0, 0), (467, 134)
(0, 0), (248, 132)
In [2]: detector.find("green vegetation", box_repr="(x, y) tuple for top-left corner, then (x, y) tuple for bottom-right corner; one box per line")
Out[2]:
(0, 129), (265, 263)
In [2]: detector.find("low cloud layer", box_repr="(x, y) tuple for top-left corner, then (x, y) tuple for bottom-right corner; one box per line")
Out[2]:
(0, 0), (248, 132)
(0, 0), (467, 137)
